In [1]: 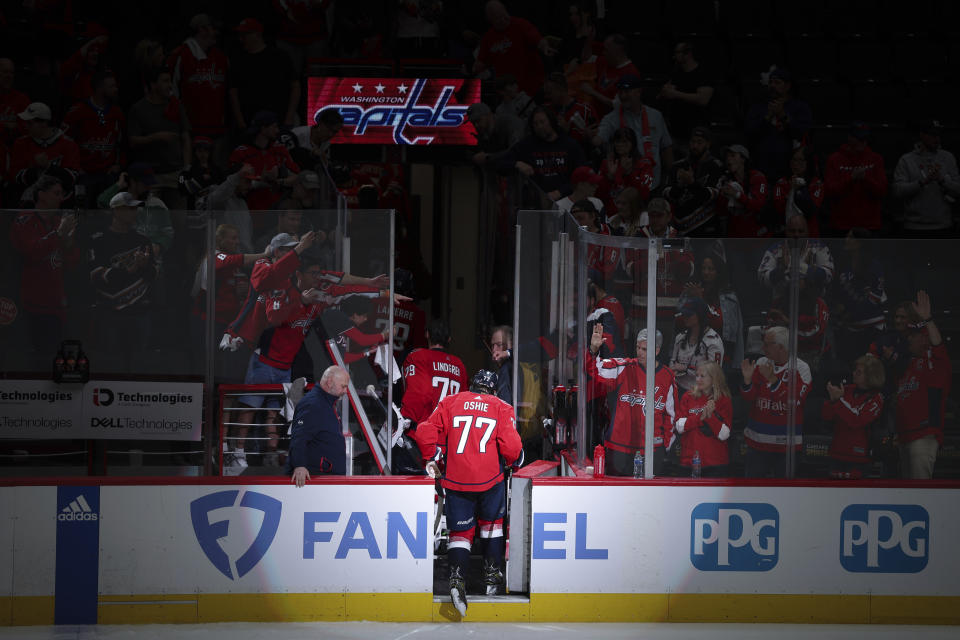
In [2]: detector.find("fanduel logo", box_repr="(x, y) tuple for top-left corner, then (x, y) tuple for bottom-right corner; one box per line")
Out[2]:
(691, 503), (778, 571)
(190, 490), (282, 580)
(840, 504), (929, 573)
(58, 495), (99, 521)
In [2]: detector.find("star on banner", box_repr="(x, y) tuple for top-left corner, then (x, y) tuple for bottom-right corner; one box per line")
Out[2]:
(375, 83), (386, 93)
(397, 84), (408, 94)
(352, 83), (363, 93)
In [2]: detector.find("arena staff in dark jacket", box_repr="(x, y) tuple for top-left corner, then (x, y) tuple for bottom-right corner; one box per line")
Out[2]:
(288, 365), (351, 485)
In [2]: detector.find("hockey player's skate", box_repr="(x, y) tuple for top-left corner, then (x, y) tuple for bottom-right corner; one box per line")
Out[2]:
(483, 559), (504, 596)
(449, 566), (468, 617)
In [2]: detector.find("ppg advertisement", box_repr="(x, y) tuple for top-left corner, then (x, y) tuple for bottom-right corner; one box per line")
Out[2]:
(529, 485), (959, 595)
(307, 77), (481, 145)
(0, 380), (203, 440)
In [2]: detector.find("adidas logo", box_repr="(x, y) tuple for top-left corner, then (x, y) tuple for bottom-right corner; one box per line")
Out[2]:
(58, 495), (99, 522)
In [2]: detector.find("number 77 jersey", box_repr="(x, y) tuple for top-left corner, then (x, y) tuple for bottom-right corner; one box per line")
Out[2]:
(416, 391), (523, 492)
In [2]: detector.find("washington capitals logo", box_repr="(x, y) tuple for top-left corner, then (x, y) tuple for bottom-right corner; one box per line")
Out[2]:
(309, 77), (480, 146)
(190, 490), (282, 580)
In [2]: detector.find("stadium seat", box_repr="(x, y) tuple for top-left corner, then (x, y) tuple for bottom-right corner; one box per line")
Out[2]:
(728, 38), (786, 83)
(891, 39), (948, 83)
(708, 82), (740, 129)
(665, 0), (718, 37)
(828, 1), (884, 39)
(798, 80), (853, 126)
(838, 41), (894, 83)
(773, 0), (828, 37)
(786, 37), (839, 82)
(850, 81), (909, 126)
(906, 82), (960, 126)
(720, 0), (775, 38)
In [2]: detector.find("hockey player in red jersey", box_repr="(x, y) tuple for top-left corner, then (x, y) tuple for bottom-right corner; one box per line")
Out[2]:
(395, 319), (468, 473)
(417, 370), (523, 618)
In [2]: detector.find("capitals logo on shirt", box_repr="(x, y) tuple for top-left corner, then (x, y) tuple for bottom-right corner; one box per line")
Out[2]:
(307, 77), (481, 145)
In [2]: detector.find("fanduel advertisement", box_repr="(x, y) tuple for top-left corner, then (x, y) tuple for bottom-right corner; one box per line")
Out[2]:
(307, 77), (481, 145)
(0, 380), (202, 440)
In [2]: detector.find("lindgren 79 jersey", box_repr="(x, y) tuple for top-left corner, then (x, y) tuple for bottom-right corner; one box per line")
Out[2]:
(401, 348), (469, 424)
(416, 391), (523, 493)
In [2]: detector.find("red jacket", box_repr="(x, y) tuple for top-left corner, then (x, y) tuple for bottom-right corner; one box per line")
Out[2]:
(417, 391), (523, 492)
(167, 42), (230, 136)
(401, 347), (469, 425)
(824, 143), (887, 230)
(717, 169), (768, 237)
(9, 211), (82, 318)
(228, 142), (300, 210)
(599, 156), (654, 211)
(10, 131), (81, 183)
(192, 251), (249, 325)
(896, 343), (951, 445)
(823, 385), (883, 463)
(62, 99), (126, 173)
(590, 354), (677, 455)
(675, 392), (732, 467)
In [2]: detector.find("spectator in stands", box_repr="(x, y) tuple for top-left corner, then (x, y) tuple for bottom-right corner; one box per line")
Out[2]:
(60, 34), (108, 104)
(892, 119), (960, 238)
(598, 127), (654, 215)
(542, 71), (597, 149)
(473, 1), (555, 98)
(895, 291), (950, 479)
(168, 14), (230, 145)
(555, 166), (604, 215)
(768, 274), (831, 372)
(254, 210), (315, 258)
(229, 18), (300, 130)
(127, 67), (192, 209)
(744, 67), (812, 181)
(717, 144), (768, 237)
(741, 325), (812, 478)
(824, 122), (887, 234)
(206, 164), (257, 252)
(466, 102), (523, 170)
(489, 324), (515, 404)
(870, 301), (912, 396)
(364, 268), (427, 361)
(585, 34), (640, 114)
(562, 18), (601, 113)
(587, 268), (626, 358)
(831, 229), (887, 363)
(9, 175), (80, 354)
(571, 199), (619, 277)
(670, 296), (724, 395)
(758, 215), (834, 302)
(773, 145), (824, 237)
(394, 0), (444, 58)
(88, 192), (158, 366)
(657, 41), (714, 145)
(823, 353), (885, 479)
(133, 39), (166, 94)
(274, 170), (325, 212)
(289, 365), (352, 483)
(0, 58), (29, 145)
(589, 324), (677, 476)
(674, 361), (732, 477)
(96, 163), (174, 257)
(661, 126), (723, 236)
(229, 110), (301, 212)
(181, 136), (225, 208)
(494, 74), (535, 123)
(682, 253), (744, 372)
(608, 186), (645, 236)
(593, 75), (673, 190)
(290, 110), (344, 172)
(503, 106), (586, 200)
(63, 70), (125, 202)
(10, 102), (81, 193)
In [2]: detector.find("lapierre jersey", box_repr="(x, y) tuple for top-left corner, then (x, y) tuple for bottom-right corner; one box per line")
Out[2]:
(741, 357), (812, 451)
(896, 343), (951, 445)
(823, 384), (883, 463)
(417, 391), (523, 493)
(368, 294), (426, 356)
(591, 355), (677, 454)
(401, 348), (469, 425)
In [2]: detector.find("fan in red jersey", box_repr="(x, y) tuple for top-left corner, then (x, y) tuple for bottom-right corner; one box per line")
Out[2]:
(417, 369), (523, 617)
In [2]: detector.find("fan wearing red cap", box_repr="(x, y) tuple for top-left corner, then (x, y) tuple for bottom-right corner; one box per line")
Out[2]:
(555, 166), (605, 215)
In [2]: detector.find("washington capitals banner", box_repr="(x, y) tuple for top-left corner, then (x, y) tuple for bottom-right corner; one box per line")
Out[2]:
(307, 77), (481, 145)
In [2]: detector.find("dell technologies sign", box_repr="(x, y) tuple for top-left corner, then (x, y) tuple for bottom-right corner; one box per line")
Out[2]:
(691, 503), (779, 571)
(307, 77), (481, 145)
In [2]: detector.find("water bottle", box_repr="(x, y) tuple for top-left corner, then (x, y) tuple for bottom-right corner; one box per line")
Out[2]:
(633, 451), (644, 478)
(692, 451), (702, 478)
(593, 444), (605, 477)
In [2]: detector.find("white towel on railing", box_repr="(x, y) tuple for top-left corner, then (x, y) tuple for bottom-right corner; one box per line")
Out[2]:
(373, 344), (401, 383)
